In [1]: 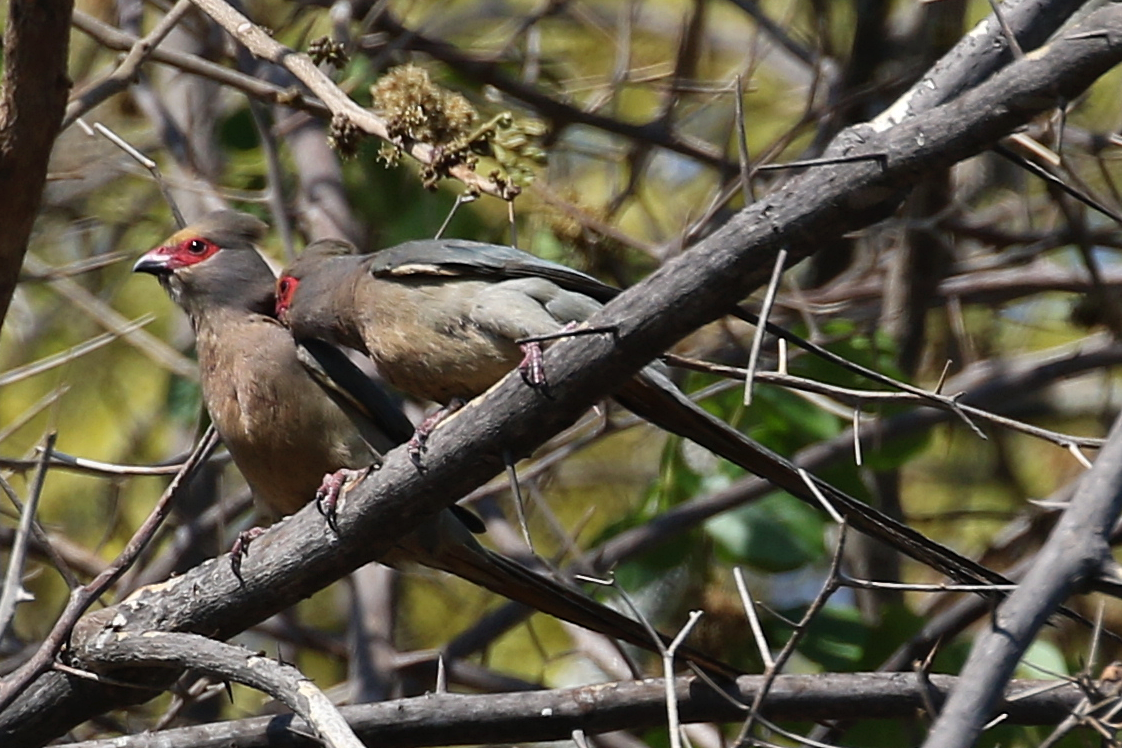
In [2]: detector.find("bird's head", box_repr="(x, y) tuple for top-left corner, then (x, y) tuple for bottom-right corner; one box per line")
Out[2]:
(275, 238), (357, 325)
(134, 210), (274, 318)
(274, 272), (299, 323)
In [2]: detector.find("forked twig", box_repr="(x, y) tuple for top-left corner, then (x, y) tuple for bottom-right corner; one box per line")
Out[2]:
(0, 426), (219, 713)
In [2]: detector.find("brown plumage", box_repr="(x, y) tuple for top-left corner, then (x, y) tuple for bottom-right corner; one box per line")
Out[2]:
(134, 211), (741, 679)
(275, 237), (1013, 590)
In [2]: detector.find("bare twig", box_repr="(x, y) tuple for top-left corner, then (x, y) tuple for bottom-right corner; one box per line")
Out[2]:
(0, 317), (154, 388)
(733, 567), (773, 670)
(71, 11), (328, 116)
(63, 0), (194, 129)
(0, 432), (57, 639)
(744, 249), (787, 405)
(81, 121), (185, 228)
(0, 426), (219, 713)
(188, 0), (517, 200)
(664, 354), (1104, 450)
(734, 524), (849, 746)
(72, 631), (365, 748)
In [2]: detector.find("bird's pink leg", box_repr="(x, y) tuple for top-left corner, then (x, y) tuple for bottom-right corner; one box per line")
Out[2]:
(408, 399), (465, 467)
(518, 340), (547, 389)
(518, 322), (603, 391)
(230, 526), (267, 579)
(316, 467), (372, 529)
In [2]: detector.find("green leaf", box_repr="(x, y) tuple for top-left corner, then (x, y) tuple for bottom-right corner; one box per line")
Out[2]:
(705, 493), (826, 571)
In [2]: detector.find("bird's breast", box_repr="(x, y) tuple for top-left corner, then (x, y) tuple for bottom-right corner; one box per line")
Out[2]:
(358, 279), (522, 403)
(196, 319), (371, 516)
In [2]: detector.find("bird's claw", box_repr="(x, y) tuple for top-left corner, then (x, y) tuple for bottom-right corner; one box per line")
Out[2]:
(316, 468), (368, 530)
(408, 400), (466, 469)
(518, 340), (547, 390)
(407, 432), (428, 469)
(230, 526), (267, 580)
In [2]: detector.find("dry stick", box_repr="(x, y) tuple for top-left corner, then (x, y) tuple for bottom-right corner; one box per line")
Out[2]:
(665, 354), (1104, 450)
(1029, 607), (1116, 747)
(27, 450), (187, 476)
(1036, 672), (1122, 748)
(0, 317), (154, 388)
(18, 252), (128, 282)
(434, 193), (477, 240)
(665, 611), (705, 748)
(500, 450), (534, 553)
(989, 0), (1026, 59)
(743, 249), (787, 406)
(734, 75), (756, 204)
(734, 523), (849, 748)
(246, 99), (294, 260)
(0, 461), (81, 593)
(838, 576), (1017, 593)
(851, 406), (862, 467)
(73, 631), (365, 748)
(731, 307), (989, 441)
(0, 498), (102, 584)
(754, 714), (845, 748)
(733, 567), (773, 670)
(188, 0), (516, 201)
(0, 432), (57, 639)
(992, 143), (1122, 227)
(584, 572), (710, 748)
(0, 386), (68, 444)
(81, 121), (186, 229)
(0, 426), (219, 714)
(1089, 599), (1107, 673)
(71, 11), (329, 118)
(435, 654), (447, 695)
(62, 0), (194, 129)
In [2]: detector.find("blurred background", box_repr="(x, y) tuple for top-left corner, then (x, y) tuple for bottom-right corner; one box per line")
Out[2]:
(3, 0), (1122, 744)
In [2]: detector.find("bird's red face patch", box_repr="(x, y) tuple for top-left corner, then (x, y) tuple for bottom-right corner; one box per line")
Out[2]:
(135, 232), (221, 273)
(275, 274), (300, 321)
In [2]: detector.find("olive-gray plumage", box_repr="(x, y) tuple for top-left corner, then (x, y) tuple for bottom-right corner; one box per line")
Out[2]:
(275, 235), (1009, 589)
(134, 211), (741, 679)
(277, 239), (606, 403)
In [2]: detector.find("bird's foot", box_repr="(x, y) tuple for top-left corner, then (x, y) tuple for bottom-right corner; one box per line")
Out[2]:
(231, 526), (267, 580)
(316, 467), (371, 530)
(516, 323), (619, 393)
(408, 399), (466, 468)
(518, 340), (547, 389)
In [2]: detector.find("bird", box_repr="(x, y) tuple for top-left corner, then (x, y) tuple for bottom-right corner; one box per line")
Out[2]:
(274, 236), (1013, 589)
(133, 210), (742, 679)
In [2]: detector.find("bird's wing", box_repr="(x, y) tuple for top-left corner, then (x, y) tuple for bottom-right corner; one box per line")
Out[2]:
(366, 239), (621, 303)
(294, 337), (488, 535)
(466, 276), (605, 342)
(295, 338), (416, 450)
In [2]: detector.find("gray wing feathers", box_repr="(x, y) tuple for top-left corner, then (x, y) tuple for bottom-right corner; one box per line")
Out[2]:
(468, 277), (602, 342)
(367, 240), (620, 303)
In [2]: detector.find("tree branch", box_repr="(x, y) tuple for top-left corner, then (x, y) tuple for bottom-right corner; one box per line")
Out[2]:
(0, 0), (73, 334)
(3, 5), (1121, 744)
(921, 415), (1122, 748)
(63, 674), (1086, 748)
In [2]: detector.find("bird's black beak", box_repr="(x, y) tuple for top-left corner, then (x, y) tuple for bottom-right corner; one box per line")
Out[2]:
(133, 248), (173, 275)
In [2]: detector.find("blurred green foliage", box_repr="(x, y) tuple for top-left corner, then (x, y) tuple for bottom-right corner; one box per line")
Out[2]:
(1, 0), (1120, 743)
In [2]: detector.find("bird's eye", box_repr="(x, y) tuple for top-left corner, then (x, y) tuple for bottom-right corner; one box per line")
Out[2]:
(277, 278), (292, 298)
(187, 239), (208, 254)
